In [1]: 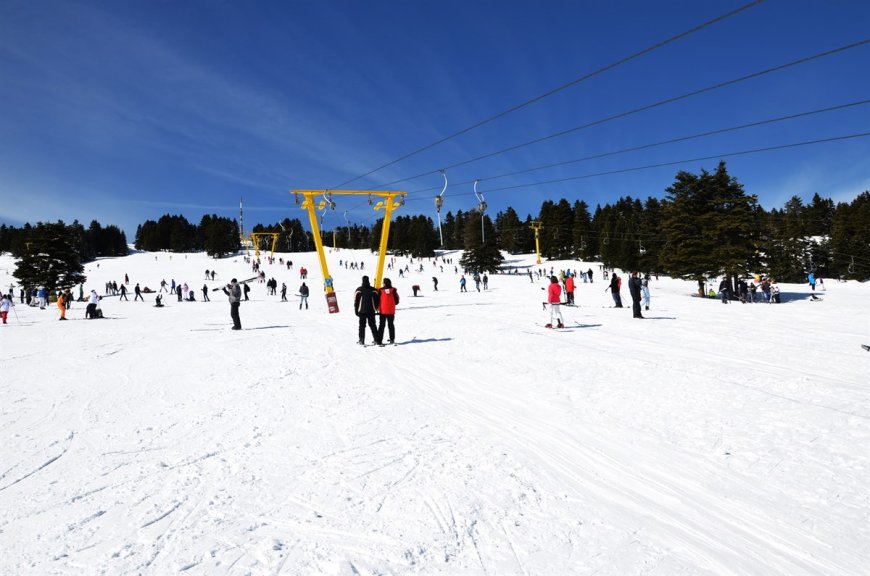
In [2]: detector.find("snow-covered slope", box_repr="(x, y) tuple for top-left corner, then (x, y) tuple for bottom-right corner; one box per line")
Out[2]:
(1, 249), (867, 575)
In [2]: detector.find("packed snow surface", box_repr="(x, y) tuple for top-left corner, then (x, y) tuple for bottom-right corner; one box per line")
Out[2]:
(1, 249), (868, 575)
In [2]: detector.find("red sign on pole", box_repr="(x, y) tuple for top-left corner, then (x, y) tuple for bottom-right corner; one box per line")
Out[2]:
(326, 292), (340, 314)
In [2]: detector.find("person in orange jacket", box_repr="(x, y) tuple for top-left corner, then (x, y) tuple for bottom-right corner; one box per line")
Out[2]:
(57, 290), (67, 320)
(565, 273), (575, 305)
(377, 278), (400, 345)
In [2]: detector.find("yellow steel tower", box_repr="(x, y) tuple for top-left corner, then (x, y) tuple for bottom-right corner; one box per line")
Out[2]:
(291, 190), (407, 313)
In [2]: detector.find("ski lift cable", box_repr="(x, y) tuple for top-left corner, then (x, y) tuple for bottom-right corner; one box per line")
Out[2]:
(328, 0), (764, 190)
(406, 98), (870, 194)
(453, 131), (870, 196)
(367, 41), (870, 192)
(348, 131), (870, 227)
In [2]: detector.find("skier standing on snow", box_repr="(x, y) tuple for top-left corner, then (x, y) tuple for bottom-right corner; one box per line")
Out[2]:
(606, 273), (622, 308)
(119, 284), (128, 301)
(628, 272), (644, 319)
(718, 278), (730, 304)
(222, 279), (243, 330)
(202, 284), (210, 302)
(565, 273), (575, 305)
(546, 276), (564, 329)
(354, 275), (380, 346)
(377, 278), (400, 345)
(57, 290), (67, 320)
(281, 283), (287, 302)
(299, 282), (309, 309)
(0, 293), (14, 324)
(641, 277), (651, 311)
(459, 276), (467, 292)
(134, 283), (143, 301)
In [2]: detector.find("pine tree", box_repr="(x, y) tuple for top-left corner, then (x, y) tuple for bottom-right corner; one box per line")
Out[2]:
(660, 162), (759, 295)
(459, 212), (503, 273)
(13, 221), (86, 292)
(830, 191), (870, 280)
(202, 215), (240, 258)
(495, 207), (523, 254)
(572, 200), (592, 260)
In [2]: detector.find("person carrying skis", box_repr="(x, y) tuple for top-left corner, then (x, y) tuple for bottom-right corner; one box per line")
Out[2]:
(222, 279), (243, 330)
(353, 275), (380, 345)
(377, 277), (400, 345)
(546, 276), (564, 329)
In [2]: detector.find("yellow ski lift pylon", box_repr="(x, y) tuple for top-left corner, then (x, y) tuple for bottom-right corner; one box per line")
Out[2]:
(250, 232), (280, 260)
(291, 189), (408, 313)
(530, 221), (543, 265)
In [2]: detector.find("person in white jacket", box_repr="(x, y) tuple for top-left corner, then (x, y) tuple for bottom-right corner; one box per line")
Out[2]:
(86, 289), (100, 319)
(0, 293), (14, 324)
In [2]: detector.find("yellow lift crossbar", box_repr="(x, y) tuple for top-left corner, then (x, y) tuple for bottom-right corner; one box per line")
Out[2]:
(250, 232), (280, 260)
(291, 189), (407, 313)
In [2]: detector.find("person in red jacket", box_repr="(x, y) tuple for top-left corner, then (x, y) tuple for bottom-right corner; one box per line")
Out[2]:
(377, 278), (400, 345)
(546, 276), (564, 329)
(565, 273), (575, 305)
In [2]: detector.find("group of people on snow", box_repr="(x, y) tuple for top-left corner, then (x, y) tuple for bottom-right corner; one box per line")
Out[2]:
(353, 275), (400, 346)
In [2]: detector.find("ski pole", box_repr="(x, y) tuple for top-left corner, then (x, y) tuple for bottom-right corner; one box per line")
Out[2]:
(11, 303), (20, 324)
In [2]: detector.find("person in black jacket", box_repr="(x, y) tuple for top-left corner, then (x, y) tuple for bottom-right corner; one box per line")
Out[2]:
(628, 272), (644, 318)
(353, 275), (380, 345)
(606, 273), (623, 308)
(299, 282), (309, 309)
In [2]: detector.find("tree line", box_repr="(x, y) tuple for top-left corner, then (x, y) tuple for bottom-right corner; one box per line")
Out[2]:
(3, 162), (868, 294)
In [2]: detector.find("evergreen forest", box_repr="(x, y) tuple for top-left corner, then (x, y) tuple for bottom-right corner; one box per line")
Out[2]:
(2, 163), (868, 289)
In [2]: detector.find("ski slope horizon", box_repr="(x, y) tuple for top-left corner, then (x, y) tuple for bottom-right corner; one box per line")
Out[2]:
(1, 248), (868, 575)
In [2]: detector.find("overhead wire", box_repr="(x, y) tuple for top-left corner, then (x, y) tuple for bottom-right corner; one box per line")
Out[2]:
(330, 0), (765, 190)
(404, 98), (870, 194)
(373, 39), (870, 190)
(341, 131), (870, 227)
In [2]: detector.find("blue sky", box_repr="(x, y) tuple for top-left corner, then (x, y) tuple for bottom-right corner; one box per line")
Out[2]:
(1, 1), (868, 239)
